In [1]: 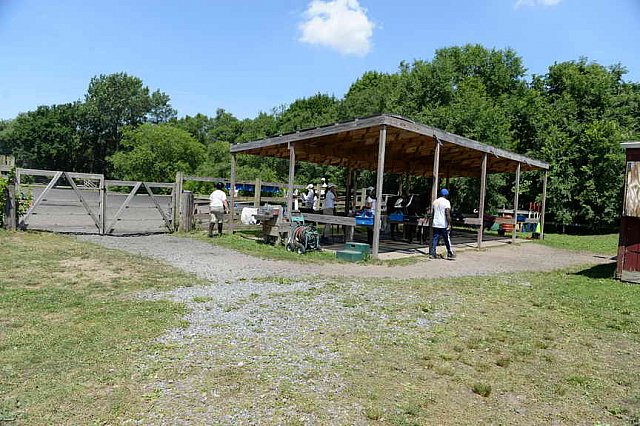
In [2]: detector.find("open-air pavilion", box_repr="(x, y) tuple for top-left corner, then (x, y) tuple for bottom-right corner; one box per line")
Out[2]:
(229, 114), (550, 259)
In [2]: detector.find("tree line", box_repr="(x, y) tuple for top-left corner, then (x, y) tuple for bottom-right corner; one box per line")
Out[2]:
(1, 45), (639, 230)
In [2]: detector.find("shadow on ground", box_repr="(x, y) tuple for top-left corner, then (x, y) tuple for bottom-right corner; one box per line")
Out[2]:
(572, 262), (616, 280)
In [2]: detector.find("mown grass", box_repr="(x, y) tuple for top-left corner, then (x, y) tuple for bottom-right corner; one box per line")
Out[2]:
(328, 263), (640, 424)
(178, 261), (640, 424)
(535, 233), (618, 256)
(0, 230), (200, 425)
(186, 230), (340, 263)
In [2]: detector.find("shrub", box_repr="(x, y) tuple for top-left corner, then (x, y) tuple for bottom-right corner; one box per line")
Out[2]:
(472, 382), (492, 397)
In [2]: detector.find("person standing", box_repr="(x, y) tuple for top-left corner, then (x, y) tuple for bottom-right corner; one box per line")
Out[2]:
(321, 183), (336, 243)
(209, 182), (230, 237)
(304, 184), (316, 209)
(430, 188), (455, 259)
(364, 187), (376, 245)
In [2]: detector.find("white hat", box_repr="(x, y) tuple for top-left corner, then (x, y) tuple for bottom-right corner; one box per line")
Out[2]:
(328, 183), (336, 189)
(307, 184), (314, 189)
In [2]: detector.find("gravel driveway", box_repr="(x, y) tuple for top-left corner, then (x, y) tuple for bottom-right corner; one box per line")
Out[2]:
(78, 234), (612, 281)
(76, 234), (613, 425)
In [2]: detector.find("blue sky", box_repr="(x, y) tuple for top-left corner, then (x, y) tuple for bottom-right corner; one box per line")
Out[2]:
(1, 0), (639, 120)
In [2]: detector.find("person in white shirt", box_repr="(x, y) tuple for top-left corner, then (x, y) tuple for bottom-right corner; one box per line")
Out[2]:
(304, 184), (316, 209)
(321, 183), (336, 242)
(364, 187), (376, 245)
(430, 188), (455, 259)
(209, 182), (229, 237)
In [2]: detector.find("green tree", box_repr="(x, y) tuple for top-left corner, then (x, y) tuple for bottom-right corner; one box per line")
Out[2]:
(276, 93), (340, 133)
(2, 103), (85, 171)
(81, 72), (175, 173)
(340, 71), (400, 119)
(108, 123), (205, 182)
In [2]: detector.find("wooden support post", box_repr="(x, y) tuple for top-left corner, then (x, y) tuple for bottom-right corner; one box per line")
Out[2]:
(512, 163), (521, 243)
(174, 171), (183, 232)
(345, 168), (352, 215)
(429, 137), (442, 246)
(254, 178), (262, 207)
(541, 170), (548, 239)
(477, 153), (488, 249)
(229, 154), (236, 234)
(99, 177), (106, 235)
(287, 143), (296, 221)
(179, 191), (194, 232)
(4, 183), (17, 230)
(372, 125), (387, 259)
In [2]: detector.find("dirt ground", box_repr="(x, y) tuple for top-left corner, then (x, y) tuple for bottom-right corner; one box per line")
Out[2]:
(78, 234), (613, 281)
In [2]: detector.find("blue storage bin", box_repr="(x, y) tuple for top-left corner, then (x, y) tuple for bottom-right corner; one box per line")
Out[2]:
(355, 210), (374, 226)
(388, 211), (404, 222)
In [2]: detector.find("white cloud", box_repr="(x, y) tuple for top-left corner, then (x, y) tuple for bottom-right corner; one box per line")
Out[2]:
(515, 0), (562, 9)
(298, 0), (375, 57)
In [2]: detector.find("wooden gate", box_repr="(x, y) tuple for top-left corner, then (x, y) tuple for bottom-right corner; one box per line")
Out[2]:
(104, 179), (176, 235)
(13, 167), (176, 235)
(17, 168), (106, 234)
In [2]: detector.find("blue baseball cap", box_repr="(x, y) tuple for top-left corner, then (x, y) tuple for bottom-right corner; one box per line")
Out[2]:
(440, 188), (449, 197)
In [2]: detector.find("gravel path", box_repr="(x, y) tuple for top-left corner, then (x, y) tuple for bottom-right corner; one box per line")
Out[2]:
(77, 234), (612, 281)
(75, 234), (613, 425)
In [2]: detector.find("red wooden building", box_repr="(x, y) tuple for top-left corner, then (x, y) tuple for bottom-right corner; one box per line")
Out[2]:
(617, 142), (640, 283)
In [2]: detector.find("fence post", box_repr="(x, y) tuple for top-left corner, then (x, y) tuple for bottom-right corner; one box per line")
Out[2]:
(174, 171), (183, 232)
(4, 183), (17, 231)
(99, 177), (106, 235)
(254, 178), (261, 208)
(179, 190), (194, 232)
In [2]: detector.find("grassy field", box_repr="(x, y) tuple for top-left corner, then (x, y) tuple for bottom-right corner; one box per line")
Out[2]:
(535, 233), (618, 256)
(160, 262), (638, 424)
(0, 230), (200, 425)
(2, 230), (638, 424)
(187, 230), (340, 263)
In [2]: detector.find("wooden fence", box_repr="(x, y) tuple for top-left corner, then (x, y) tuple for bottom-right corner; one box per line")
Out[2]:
(3, 167), (177, 234)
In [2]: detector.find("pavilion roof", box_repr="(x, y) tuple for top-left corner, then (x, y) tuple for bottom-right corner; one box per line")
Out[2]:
(230, 114), (548, 177)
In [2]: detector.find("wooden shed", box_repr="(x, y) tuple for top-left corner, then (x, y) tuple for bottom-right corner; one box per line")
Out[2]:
(617, 141), (640, 283)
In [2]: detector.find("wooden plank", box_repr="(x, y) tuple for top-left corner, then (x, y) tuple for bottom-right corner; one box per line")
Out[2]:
(229, 153), (236, 233)
(620, 270), (640, 284)
(63, 171), (101, 231)
(105, 179), (174, 188)
(65, 171), (103, 181)
(429, 136), (442, 248)
(18, 168), (60, 178)
(302, 213), (356, 226)
(464, 217), (482, 226)
(477, 153), (488, 249)
(254, 178), (261, 207)
(180, 191), (194, 232)
(4, 183), (17, 230)
(230, 115), (386, 153)
(287, 143), (295, 221)
(99, 177), (106, 235)
(512, 163), (521, 243)
(143, 182), (173, 231)
(20, 171), (62, 226)
(540, 170), (547, 239)
(107, 182), (142, 233)
(372, 125), (387, 259)
(382, 115), (549, 170)
(174, 171), (183, 232)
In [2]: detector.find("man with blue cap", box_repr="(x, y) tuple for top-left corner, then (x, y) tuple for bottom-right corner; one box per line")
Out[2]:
(430, 188), (455, 260)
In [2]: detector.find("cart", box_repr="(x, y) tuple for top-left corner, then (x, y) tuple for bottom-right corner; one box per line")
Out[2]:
(286, 213), (320, 254)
